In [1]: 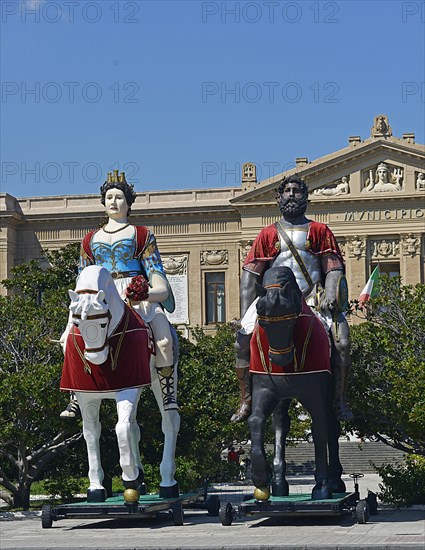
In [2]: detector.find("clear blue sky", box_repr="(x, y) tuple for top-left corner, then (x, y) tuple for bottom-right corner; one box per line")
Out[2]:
(1, 0), (424, 197)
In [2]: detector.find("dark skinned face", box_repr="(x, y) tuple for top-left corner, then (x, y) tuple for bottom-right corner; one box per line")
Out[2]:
(277, 182), (308, 220)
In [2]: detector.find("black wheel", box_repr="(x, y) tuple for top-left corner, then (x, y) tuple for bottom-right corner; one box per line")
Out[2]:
(355, 500), (369, 524)
(207, 494), (220, 516)
(171, 501), (184, 526)
(219, 502), (233, 526)
(41, 505), (53, 529)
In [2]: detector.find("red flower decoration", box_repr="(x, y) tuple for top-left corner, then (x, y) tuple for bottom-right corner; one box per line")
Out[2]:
(125, 275), (149, 302)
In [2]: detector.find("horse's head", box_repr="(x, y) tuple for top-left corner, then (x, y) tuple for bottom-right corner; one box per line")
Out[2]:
(69, 266), (123, 365)
(255, 267), (302, 367)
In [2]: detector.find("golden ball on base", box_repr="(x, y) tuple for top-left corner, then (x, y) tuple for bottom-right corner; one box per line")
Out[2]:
(254, 487), (270, 501)
(123, 488), (140, 503)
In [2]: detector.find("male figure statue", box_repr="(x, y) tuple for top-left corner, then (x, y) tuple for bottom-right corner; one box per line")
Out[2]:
(231, 175), (353, 423)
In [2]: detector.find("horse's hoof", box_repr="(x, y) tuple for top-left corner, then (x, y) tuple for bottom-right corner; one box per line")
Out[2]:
(272, 479), (289, 497)
(123, 468), (145, 491)
(159, 483), (179, 499)
(254, 487), (270, 501)
(87, 488), (106, 502)
(311, 482), (332, 500)
(330, 478), (346, 493)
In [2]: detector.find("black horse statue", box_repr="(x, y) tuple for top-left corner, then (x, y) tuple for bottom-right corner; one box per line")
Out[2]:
(248, 266), (339, 500)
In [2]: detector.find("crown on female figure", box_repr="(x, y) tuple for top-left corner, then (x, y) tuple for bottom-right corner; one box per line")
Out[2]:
(107, 169), (128, 184)
(100, 170), (135, 195)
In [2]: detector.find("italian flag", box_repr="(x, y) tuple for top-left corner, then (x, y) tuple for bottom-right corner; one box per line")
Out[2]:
(358, 266), (380, 306)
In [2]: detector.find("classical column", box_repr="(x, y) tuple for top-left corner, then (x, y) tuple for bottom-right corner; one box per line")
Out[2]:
(400, 233), (422, 285)
(346, 235), (367, 300)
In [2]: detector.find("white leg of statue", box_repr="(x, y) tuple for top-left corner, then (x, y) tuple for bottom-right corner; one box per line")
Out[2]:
(115, 387), (143, 482)
(75, 391), (104, 490)
(150, 364), (180, 491)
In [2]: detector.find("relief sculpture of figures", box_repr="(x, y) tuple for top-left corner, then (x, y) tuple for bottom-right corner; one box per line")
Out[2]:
(59, 170), (180, 502)
(362, 163), (403, 193)
(313, 176), (350, 196)
(231, 174), (352, 501)
(416, 172), (425, 191)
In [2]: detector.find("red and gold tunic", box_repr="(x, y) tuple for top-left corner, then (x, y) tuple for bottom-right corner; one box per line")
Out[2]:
(60, 305), (153, 392)
(244, 220), (344, 276)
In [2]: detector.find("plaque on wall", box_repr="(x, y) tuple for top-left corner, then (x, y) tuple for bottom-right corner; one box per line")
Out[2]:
(162, 255), (189, 325)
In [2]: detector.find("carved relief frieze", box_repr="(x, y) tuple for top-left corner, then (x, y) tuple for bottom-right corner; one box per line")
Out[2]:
(401, 233), (421, 257)
(163, 254), (188, 275)
(239, 240), (253, 263)
(347, 235), (366, 259)
(370, 239), (399, 259)
(308, 151), (423, 187)
(200, 250), (228, 266)
(416, 172), (425, 191)
(361, 162), (404, 193)
(313, 176), (350, 197)
(337, 239), (347, 259)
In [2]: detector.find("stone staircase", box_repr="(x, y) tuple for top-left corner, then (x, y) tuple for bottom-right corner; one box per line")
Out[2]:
(281, 441), (404, 475)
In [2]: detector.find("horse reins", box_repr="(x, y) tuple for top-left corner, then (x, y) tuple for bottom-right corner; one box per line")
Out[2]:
(71, 288), (129, 373)
(257, 280), (300, 373)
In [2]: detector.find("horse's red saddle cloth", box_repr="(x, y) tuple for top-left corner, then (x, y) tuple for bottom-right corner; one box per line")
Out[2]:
(61, 306), (153, 392)
(250, 301), (331, 375)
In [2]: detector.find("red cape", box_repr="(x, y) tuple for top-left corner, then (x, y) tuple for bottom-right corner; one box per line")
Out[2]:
(61, 306), (153, 392)
(244, 221), (343, 273)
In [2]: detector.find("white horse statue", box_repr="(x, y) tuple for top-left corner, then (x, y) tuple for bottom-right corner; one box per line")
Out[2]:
(60, 265), (180, 502)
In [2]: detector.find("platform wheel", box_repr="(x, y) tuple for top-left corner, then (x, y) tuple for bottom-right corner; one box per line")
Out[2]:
(41, 505), (53, 529)
(207, 494), (220, 516)
(219, 502), (234, 526)
(171, 501), (184, 526)
(355, 500), (369, 524)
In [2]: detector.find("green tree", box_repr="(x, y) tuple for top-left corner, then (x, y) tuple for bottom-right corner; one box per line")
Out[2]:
(0, 244), (83, 509)
(137, 325), (247, 490)
(349, 276), (425, 455)
(139, 325), (308, 491)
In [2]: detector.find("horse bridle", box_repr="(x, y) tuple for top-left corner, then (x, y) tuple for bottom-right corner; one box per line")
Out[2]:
(257, 280), (299, 366)
(72, 289), (112, 353)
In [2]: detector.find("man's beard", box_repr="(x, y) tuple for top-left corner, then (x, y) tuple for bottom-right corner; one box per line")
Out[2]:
(279, 196), (308, 219)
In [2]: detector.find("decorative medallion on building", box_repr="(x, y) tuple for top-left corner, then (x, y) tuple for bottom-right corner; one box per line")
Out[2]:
(200, 250), (228, 266)
(347, 235), (366, 259)
(163, 255), (188, 275)
(416, 172), (425, 191)
(370, 239), (399, 258)
(313, 176), (350, 197)
(401, 233), (420, 257)
(361, 162), (404, 193)
(370, 114), (392, 138)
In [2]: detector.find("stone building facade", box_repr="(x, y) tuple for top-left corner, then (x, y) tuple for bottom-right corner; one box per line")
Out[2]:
(1, 116), (424, 333)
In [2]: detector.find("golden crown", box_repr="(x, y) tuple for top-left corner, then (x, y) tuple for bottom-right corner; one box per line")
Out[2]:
(106, 169), (127, 184)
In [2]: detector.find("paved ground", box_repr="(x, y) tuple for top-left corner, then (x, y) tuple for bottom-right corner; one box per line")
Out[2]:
(1, 475), (424, 550)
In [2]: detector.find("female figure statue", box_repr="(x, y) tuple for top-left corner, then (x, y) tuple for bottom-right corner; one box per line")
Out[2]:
(363, 163), (403, 193)
(61, 170), (177, 414)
